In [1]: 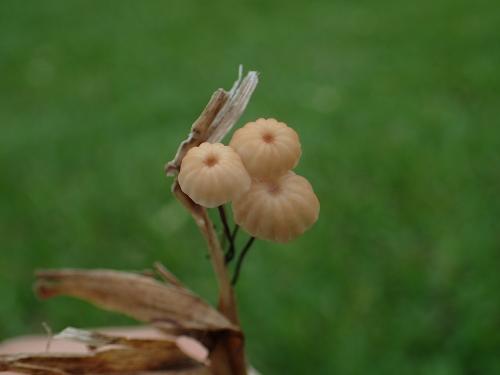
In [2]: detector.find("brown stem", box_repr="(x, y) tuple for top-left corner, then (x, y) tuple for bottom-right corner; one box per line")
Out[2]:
(173, 184), (235, 318)
(173, 183), (247, 375)
(201, 208), (235, 319)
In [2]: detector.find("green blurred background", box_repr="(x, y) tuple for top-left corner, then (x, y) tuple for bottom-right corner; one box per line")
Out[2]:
(1, 1), (499, 374)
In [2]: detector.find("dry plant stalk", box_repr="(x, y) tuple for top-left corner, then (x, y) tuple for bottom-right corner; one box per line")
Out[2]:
(0, 68), (259, 375)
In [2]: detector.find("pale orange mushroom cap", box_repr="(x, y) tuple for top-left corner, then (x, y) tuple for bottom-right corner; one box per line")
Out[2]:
(232, 171), (320, 243)
(178, 142), (251, 208)
(229, 118), (301, 179)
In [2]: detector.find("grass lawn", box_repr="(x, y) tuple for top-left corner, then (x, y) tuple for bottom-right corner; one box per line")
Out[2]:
(1, 1), (499, 373)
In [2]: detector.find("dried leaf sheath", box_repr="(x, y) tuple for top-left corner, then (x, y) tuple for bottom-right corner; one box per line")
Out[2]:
(165, 90), (228, 176)
(0, 329), (210, 374)
(206, 71), (259, 143)
(0, 349), (203, 375)
(35, 270), (237, 333)
(166, 70), (259, 176)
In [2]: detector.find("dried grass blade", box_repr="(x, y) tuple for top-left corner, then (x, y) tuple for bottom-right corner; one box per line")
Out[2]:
(35, 270), (237, 333)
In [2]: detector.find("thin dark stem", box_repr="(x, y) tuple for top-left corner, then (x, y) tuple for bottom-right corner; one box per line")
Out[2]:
(231, 236), (256, 285)
(218, 206), (232, 243)
(217, 205), (239, 264)
(225, 225), (240, 264)
(231, 225), (240, 242)
(219, 228), (228, 250)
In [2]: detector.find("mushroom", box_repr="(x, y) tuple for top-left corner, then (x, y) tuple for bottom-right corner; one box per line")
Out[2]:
(229, 118), (301, 178)
(178, 142), (251, 208)
(232, 171), (320, 243)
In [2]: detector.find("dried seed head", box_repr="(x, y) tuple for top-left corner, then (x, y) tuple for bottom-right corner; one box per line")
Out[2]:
(232, 171), (320, 243)
(178, 142), (251, 208)
(229, 118), (301, 178)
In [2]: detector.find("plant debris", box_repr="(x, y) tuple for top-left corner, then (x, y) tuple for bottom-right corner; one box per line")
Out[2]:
(1, 67), (259, 375)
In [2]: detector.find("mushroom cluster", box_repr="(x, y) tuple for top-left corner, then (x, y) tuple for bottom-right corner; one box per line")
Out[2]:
(178, 118), (319, 243)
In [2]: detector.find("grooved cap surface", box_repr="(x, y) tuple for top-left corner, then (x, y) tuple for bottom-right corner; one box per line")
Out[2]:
(229, 118), (301, 178)
(232, 172), (320, 242)
(179, 143), (251, 208)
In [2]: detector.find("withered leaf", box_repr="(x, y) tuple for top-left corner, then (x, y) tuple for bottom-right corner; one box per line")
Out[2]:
(35, 270), (237, 333)
(55, 328), (210, 366)
(165, 67), (258, 176)
(165, 89), (228, 176)
(0, 348), (205, 375)
(0, 328), (212, 375)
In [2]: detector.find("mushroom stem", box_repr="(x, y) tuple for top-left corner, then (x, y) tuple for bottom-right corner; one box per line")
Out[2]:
(231, 224), (240, 241)
(231, 236), (256, 286)
(225, 225), (240, 264)
(218, 205), (234, 259)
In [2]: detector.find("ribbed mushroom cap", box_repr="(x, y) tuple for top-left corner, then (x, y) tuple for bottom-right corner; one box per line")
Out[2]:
(232, 171), (320, 243)
(178, 142), (251, 208)
(229, 118), (301, 178)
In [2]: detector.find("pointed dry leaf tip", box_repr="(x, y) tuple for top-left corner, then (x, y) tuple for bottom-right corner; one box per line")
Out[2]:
(178, 142), (251, 208)
(229, 118), (301, 178)
(232, 171), (320, 243)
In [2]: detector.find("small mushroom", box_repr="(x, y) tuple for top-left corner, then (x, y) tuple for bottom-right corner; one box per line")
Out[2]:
(178, 142), (251, 208)
(229, 118), (301, 178)
(232, 171), (319, 243)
